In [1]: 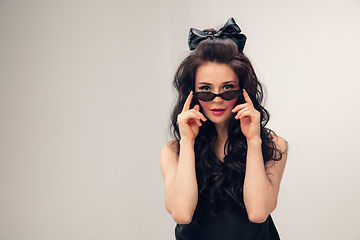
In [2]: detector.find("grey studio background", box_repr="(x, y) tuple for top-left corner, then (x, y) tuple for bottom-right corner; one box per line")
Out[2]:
(0, 0), (360, 240)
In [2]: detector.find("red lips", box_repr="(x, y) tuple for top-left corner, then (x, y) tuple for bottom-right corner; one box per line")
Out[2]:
(211, 108), (225, 115)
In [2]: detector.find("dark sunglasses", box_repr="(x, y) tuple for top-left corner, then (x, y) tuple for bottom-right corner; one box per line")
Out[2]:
(193, 90), (241, 102)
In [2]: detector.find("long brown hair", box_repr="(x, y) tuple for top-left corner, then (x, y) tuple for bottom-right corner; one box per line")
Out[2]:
(170, 34), (284, 222)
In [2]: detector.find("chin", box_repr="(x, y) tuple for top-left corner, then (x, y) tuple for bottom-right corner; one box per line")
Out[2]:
(208, 117), (228, 124)
(204, 110), (233, 125)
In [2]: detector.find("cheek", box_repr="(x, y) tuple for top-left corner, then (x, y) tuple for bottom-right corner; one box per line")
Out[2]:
(198, 101), (210, 110)
(198, 99), (238, 110)
(226, 99), (238, 108)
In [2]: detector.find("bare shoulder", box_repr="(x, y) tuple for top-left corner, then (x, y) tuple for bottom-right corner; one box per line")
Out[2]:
(266, 135), (288, 193)
(265, 134), (288, 170)
(271, 134), (288, 154)
(160, 140), (179, 180)
(160, 140), (179, 162)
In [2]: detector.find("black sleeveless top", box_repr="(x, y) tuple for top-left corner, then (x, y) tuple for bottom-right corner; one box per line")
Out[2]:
(175, 204), (280, 240)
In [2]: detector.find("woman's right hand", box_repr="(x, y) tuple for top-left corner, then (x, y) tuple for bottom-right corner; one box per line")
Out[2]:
(177, 91), (207, 141)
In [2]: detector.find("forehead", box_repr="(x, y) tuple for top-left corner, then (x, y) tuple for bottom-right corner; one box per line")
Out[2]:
(195, 63), (239, 85)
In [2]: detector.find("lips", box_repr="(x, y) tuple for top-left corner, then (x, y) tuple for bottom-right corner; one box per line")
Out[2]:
(210, 108), (225, 116)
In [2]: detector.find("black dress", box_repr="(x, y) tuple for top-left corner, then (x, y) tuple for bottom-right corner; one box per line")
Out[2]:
(175, 204), (280, 240)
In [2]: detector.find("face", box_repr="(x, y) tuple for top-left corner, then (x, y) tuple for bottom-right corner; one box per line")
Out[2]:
(195, 63), (240, 126)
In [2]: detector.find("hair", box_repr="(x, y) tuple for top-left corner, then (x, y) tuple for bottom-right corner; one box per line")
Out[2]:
(169, 29), (284, 224)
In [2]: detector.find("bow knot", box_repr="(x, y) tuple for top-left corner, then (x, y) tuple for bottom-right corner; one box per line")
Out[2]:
(188, 17), (247, 52)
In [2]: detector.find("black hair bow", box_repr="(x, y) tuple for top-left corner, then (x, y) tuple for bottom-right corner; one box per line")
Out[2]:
(188, 17), (247, 52)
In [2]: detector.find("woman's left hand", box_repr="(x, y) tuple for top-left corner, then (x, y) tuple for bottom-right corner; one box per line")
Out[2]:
(231, 89), (261, 141)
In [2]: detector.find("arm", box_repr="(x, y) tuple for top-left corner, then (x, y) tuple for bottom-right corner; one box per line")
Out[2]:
(160, 140), (198, 224)
(160, 92), (207, 224)
(232, 89), (287, 223)
(243, 136), (287, 223)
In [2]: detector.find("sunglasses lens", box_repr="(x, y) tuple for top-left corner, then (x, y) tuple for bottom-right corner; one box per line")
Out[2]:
(196, 92), (214, 101)
(222, 91), (240, 100)
(194, 90), (241, 101)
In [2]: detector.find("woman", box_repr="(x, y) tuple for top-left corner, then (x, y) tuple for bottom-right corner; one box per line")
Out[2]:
(160, 18), (287, 240)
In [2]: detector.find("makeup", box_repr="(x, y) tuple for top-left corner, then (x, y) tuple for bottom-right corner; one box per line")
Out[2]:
(211, 108), (225, 115)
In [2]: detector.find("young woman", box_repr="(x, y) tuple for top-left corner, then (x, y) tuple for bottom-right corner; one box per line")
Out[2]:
(160, 18), (287, 240)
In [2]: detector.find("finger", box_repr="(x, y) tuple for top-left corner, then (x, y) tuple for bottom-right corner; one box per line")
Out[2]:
(193, 104), (200, 111)
(181, 91), (193, 113)
(235, 107), (248, 119)
(190, 110), (207, 122)
(243, 89), (254, 107)
(235, 106), (250, 119)
(235, 108), (246, 119)
(178, 112), (201, 123)
(195, 118), (202, 126)
(188, 117), (202, 126)
(231, 103), (247, 113)
(193, 105), (207, 121)
(239, 110), (251, 119)
(238, 107), (250, 116)
(189, 114), (202, 127)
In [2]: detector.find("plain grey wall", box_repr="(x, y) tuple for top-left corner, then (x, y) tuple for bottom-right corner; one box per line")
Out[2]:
(1, 0), (359, 239)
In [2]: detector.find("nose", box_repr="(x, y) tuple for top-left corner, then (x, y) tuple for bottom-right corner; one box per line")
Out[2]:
(212, 95), (224, 103)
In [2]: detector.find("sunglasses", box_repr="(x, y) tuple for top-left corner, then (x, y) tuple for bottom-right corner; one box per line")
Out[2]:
(193, 90), (241, 102)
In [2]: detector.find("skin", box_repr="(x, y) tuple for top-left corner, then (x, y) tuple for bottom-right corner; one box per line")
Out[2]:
(160, 62), (287, 224)
(195, 63), (239, 148)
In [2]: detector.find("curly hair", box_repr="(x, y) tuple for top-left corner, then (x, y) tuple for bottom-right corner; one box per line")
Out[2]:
(169, 31), (284, 223)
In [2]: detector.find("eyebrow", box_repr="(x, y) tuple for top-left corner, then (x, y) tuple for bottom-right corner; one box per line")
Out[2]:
(197, 81), (237, 86)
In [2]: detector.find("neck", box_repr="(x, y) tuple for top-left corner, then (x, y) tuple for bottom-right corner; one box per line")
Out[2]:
(215, 121), (229, 144)
(214, 122), (229, 161)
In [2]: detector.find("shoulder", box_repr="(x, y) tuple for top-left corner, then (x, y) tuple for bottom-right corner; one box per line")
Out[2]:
(160, 140), (179, 182)
(160, 141), (179, 167)
(265, 134), (288, 164)
(265, 135), (288, 197)
(161, 140), (178, 159)
(271, 135), (288, 154)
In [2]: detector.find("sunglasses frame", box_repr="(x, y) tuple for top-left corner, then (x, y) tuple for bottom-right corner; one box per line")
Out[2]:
(193, 90), (242, 102)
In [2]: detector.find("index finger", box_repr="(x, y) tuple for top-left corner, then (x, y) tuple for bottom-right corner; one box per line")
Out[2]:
(181, 91), (193, 113)
(242, 89), (254, 107)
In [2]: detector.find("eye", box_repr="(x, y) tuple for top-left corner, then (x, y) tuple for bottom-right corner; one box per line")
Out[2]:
(223, 84), (234, 90)
(199, 86), (211, 91)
